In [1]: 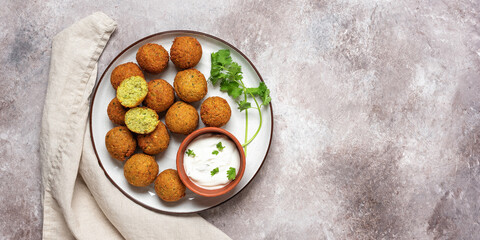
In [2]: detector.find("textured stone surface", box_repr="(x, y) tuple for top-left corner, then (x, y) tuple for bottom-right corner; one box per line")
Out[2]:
(1, 0), (480, 239)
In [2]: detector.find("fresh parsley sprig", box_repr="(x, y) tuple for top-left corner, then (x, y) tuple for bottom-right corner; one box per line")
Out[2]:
(186, 149), (195, 157)
(211, 167), (219, 176)
(209, 49), (271, 152)
(227, 167), (236, 180)
(216, 142), (225, 151)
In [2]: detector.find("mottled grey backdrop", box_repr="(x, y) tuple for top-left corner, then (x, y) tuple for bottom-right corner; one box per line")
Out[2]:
(1, 0), (479, 239)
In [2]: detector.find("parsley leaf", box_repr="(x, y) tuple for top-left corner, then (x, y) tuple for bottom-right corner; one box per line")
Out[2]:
(212, 150), (219, 155)
(227, 167), (236, 180)
(237, 99), (251, 111)
(216, 142), (225, 151)
(211, 167), (219, 176)
(209, 50), (233, 85)
(213, 49), (232, 66)
(220, 80), (243, 98)
(185, 149), (195, 157)
(262, 89), (272, 106)
(246, 82), (271, 106)
(229, 62), (243, 81)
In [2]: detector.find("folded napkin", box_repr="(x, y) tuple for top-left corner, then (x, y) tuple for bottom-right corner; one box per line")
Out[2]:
(40, 12), (230, 240)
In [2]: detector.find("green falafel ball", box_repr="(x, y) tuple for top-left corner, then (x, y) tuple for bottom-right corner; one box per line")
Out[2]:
(125, 107), (160, 134)
(117, 76), (148, 108)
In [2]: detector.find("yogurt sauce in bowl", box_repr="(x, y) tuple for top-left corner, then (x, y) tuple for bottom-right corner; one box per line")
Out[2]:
(176, 127), (246, 197)
(183, 133), (240, 190)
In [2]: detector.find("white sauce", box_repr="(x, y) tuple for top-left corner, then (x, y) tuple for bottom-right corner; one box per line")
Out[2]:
(184, 133), (240, 190)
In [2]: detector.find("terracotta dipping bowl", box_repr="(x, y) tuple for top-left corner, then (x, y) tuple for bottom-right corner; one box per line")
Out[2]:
(176, 127), (246, 197)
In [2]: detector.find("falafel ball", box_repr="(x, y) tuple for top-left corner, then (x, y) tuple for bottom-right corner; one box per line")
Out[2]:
(107, 97), (127, 125)
(154, 169), (186, 202)
(170, 36), (202, 69)
(116, 76), (148, 108)
(200, 96), (232, 127)
(110, 62), (144, 90)
(125, 107), (160, 134)
(105, 126), (136, 162)
(137, 121), (170, 155)
(136, 43), (169, 74)
(143, 79), (175, 113)
(124, 153), (159, 187)
(173, 68), (207, 102)
(165, 101), (199, 135)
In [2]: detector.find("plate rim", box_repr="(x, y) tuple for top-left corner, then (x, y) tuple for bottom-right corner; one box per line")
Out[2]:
(89, 30), (274, 214)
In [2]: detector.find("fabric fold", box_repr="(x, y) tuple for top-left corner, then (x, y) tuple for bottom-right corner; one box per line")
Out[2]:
(41, 12), (118, 239)
(40, 12), (231, 240)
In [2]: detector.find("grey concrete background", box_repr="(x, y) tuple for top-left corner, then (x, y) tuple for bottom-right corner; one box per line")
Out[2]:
(1, 0), (480, 239)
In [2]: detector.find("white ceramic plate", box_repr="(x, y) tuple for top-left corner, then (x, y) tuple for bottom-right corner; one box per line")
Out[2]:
(90, 31), (273, 213)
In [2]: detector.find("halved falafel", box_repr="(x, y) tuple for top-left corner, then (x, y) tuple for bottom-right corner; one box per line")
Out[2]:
(173, 68), (207, 103)
(125, 107), (160, 134)
(116, 76), (148, 108)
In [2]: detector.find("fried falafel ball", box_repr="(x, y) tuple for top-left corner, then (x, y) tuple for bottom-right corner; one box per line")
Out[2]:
(124, 153), (159, 187)
(107, 97), (127, 125)
(200, 96), (232, 127)
(143, 79), (175, 113)
(125, 107), (160, 134)
(105, 126), (136, 162)
(137, 121), (170, 155)
(170, 36), (202, 69)
(173, 68), (207, 103)
(116, 76), (148, 108)
(165, 101), (199, 135)
(154, 169), (186, 202)
(110, 62), (144, 90)
(136, 43), (169, 74)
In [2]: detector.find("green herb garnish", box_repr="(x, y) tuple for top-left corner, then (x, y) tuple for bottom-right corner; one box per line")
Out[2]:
(216, 142), (225, 151)
(209, 49), (271, 154)
(211, 167), (219, 176)
(186, 149), (195, 157)
(212, 150), (219, 155)
(227, 167), (236, 180)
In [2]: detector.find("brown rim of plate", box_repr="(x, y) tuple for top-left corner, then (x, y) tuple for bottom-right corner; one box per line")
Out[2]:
(89, 30), (274, 215)
(176, 127), (246, 197)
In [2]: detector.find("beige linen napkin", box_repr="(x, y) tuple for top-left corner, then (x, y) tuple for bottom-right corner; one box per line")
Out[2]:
(40, 12), (231, 240)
